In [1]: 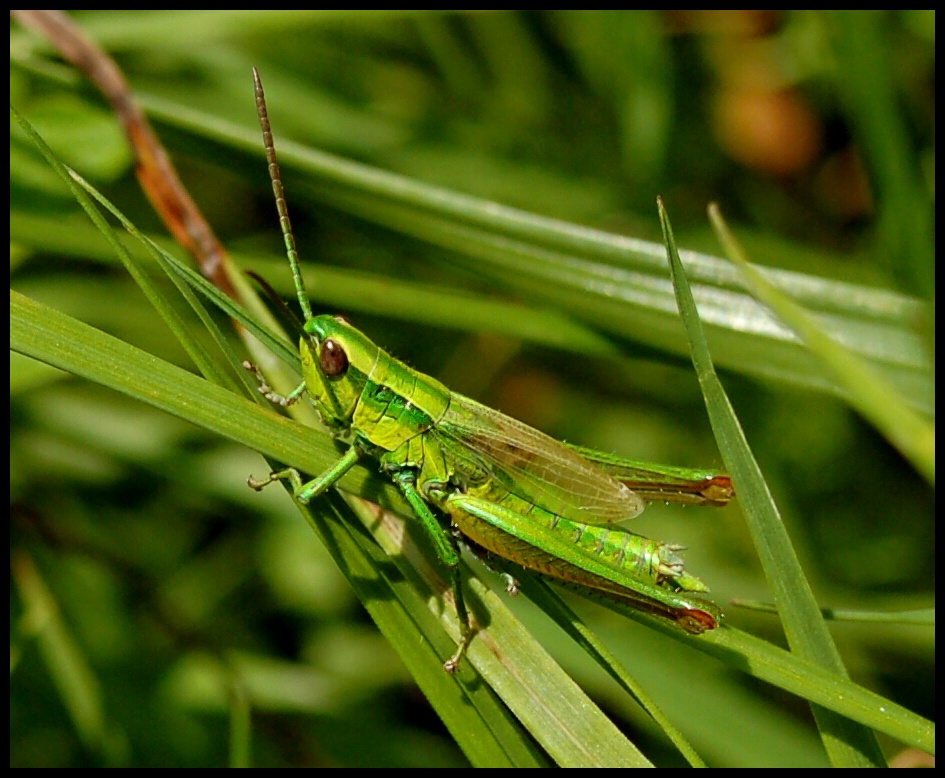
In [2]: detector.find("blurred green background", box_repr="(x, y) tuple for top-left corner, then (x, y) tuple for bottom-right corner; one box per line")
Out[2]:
(10, 10), (934, 767)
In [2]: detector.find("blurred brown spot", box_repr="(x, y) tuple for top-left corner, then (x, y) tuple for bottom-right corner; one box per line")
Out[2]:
(713, 88), (823, 177)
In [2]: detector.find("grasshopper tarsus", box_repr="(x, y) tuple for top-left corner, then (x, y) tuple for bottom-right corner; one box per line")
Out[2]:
(243, 360), (300, 407)
(501, 573), (521, 596)
(444, 616), (476, 674)
(247, 473), (272, 491)
(247, 467), (313, 506)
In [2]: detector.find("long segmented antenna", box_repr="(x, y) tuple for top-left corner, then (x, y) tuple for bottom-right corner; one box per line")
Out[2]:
(253, 67), (312, 322)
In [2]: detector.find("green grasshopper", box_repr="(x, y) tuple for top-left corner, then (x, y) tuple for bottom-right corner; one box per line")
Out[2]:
(245, 69), (732, 672)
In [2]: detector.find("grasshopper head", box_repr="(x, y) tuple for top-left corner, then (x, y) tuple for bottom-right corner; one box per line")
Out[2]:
(300, 314), (379, 429)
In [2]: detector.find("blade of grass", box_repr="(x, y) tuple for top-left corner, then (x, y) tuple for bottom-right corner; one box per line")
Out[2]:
(11, 104), (232, 391)
(11, 551), (119, 763)
(708, 204), (933, 486)
(659, 198), (887, 766)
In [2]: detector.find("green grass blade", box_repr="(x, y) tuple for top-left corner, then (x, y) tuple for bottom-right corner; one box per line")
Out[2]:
(828, 11), (934, 300)
(709, 204), (933, 486)
(659, 199), (887, 766)
(516, 574), (708, 767)
(11, 552), (119, 763)
(11, 104), (231, 391)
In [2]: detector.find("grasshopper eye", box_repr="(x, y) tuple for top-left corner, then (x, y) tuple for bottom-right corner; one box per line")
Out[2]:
(320, 338), (349, 377)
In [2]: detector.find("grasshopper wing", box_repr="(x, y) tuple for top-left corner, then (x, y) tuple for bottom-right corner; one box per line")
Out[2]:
(435, 393), (644, 525)
(568, 445), (734, 507)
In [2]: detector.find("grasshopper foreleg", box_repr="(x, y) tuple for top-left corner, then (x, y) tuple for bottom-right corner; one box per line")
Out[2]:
(248, 446), (362, 505)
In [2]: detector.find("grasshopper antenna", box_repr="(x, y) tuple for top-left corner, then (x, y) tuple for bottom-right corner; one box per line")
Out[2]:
(253, 67), (312, 322)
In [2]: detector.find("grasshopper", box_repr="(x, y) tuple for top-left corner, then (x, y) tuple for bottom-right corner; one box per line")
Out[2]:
(245, 69), (732, 672)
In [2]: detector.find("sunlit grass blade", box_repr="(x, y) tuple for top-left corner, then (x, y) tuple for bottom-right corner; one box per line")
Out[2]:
(658, 198), (887, 767)
(515, 573), (709, 767)
(708, 204), (933, 486)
